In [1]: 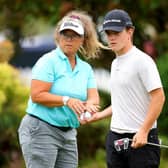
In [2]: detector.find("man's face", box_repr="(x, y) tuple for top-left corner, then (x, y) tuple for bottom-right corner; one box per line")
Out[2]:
(105, 28), (133, 55)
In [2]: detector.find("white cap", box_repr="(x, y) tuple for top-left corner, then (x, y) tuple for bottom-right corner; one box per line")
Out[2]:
(59, 17), (84, 35)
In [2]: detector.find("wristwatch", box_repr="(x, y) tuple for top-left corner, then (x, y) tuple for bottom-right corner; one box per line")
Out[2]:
(62, 96), (70, 105)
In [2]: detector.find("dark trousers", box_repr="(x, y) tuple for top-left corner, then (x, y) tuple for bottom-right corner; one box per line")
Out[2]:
(106, 129), (160, 168)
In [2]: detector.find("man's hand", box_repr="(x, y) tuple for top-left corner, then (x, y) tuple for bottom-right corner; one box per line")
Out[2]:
(131, 128), (149, 148)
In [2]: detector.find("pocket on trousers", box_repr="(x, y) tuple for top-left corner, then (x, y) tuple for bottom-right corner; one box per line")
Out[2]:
(18, 114), (40, 145)
(29, 117), (40, 134)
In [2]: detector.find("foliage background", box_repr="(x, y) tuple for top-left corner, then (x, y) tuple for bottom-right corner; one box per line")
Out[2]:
(0, 63), (29, 166)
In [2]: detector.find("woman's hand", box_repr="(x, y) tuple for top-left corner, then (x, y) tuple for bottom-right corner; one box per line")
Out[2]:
(84, 102), (100, 114)
(67, 98), (86, 115)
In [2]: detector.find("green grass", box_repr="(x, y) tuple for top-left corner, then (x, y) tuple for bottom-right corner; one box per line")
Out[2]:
(160, 157), (168, 168)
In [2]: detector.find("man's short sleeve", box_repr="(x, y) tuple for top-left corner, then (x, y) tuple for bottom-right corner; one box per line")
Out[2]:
(139, 56), (162, 92)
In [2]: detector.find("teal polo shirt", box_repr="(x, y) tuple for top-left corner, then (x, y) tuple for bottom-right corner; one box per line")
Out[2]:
(26, 47), (97, 128)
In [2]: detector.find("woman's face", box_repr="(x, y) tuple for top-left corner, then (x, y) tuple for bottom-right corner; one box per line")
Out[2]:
(58, 30), (84, 57)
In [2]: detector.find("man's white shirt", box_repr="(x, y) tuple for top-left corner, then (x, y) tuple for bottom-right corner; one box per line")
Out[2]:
(110, 46), (162, 133)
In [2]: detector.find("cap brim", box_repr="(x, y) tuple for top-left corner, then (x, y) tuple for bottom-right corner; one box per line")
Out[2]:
(102, 26), (125, 32)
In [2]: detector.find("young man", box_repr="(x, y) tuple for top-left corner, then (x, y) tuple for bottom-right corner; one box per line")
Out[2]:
(88, 9), (165, 168)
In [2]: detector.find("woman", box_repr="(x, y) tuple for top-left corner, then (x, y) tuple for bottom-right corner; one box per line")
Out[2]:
(18, 10), (103, 168)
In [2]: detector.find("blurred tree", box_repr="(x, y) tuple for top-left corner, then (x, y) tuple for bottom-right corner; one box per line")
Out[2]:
(1, 0), (168, 70)
(0, 0), (168, 55)
(0, 63), (29, 166)
(0, 40), (14, 62)
(157, 53), (168, 134)
(0, 0), (61, 55)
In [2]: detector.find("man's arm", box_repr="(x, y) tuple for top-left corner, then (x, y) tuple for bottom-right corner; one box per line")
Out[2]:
(131, 87), (165, 148)
(87, 105), (112, 122)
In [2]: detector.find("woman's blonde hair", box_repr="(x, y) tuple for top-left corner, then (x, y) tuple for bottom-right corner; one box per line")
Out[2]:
(55, 10), (106, 59)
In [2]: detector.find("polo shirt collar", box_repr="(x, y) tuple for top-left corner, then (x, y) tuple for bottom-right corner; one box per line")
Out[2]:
(56, 46), (80, 73)
(56, 46), (67, 60)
